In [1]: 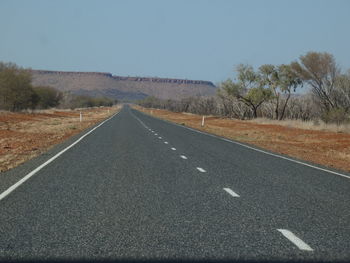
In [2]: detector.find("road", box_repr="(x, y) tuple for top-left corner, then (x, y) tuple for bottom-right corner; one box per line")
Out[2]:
(0, 105), (349, 262)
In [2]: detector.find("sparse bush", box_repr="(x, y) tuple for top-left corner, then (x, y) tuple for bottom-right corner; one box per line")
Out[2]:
(321, 108), (349, 125)
(67, 95), (116, 109)
(33, 86), (63, 109)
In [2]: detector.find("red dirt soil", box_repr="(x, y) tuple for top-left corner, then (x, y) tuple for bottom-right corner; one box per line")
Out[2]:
(0, 107), (120, 172)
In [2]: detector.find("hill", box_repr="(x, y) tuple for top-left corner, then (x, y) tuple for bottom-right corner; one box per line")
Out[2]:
(31, 70), (217, 101)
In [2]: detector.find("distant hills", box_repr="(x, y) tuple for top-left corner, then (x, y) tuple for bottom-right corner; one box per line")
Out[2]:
(31, 70), (217, 101)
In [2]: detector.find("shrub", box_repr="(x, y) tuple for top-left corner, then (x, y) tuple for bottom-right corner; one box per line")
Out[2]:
(321, 108), (349, 125)
(33, 86), (63, 109)
(0, 62), (37, 111)
(68, 95), (116, 109)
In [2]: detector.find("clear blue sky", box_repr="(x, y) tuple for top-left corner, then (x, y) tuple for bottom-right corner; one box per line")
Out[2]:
(1, 0), (349, 83)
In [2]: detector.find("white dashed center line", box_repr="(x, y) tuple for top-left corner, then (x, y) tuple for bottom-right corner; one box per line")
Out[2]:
(277, 229), (313, 251)
(196, 167), (206, 173)
(171, 147), (176, 151)
(164, 142), (169, 144)
(155, 133), (158, 136)
(158, 137), (162, 139)
(180, 155), (188, 159)
(223, 188), (240, 197)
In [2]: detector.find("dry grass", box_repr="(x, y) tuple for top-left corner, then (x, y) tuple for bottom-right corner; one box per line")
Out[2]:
(0, 105), (121, 172)
(134, 106), (350, 173)
(250, 118), (350, 134)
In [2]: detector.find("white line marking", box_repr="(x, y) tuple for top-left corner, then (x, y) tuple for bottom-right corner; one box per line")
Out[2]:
(154, 133), (158, 136)
(277, 229), (313, 251)
(196, 167), (206, 172)
(180, 155), (188, 159)
(0, 111), (121, 202)
(158, 137), (162, 139)
(164, 141), (168, 144)
(136, 110), (350, 180)
(171, 147), (176, 151)
(130, 111), (149, 129)
(223, 188), (240, 197)
(151, 131), (154, 133)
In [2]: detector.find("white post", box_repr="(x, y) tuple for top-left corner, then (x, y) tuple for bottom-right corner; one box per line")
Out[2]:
(201, 116), (205, 127)
(79, 112), (82, 122)
(151, 110), (153, 115)
(108, 109), (110, 114)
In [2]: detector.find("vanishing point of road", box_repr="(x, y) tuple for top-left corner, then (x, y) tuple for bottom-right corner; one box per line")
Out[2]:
(0, 105), (349, 262)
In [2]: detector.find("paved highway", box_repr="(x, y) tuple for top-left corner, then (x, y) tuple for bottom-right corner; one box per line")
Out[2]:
(0, 105), (349, 262)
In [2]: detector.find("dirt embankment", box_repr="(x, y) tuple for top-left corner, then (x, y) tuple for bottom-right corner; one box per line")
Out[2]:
(134, 106), (350, 173)
(0, 106), (120, 172)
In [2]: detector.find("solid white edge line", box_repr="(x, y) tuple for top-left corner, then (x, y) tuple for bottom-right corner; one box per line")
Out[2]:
(0, 110), (121, 202)
(180, 155), (188, 160)
(196, 167), (206, 172)
(277, 229), (313, 251)
(223, 188), (240, 197)
(134, 109), (350, 180)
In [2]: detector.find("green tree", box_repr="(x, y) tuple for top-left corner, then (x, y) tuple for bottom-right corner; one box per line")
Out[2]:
(291, 51), (339, 112)
(0, 62), (37, 111)
(259, 64), (280, 119)
(220, 64), (273, 118)
(334, 71), (350, 113)
(259, 64), (303, 120)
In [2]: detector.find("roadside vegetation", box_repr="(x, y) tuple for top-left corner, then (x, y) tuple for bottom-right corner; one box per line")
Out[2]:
(0, 62), (117, 111)
(137, 51), (350, 127)
(0, 62), (120, 172)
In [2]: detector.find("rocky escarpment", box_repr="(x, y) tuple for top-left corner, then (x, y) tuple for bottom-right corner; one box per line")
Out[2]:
(31, 70), (216, 101)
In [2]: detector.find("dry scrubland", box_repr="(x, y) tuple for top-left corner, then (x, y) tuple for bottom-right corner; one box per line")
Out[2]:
(135, 106), (350, 173)
(248, 118), (350, 134)
(0, 106), (120, 172)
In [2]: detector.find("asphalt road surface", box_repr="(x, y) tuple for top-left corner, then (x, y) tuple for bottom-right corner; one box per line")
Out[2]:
(0, 105), (349, 262)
